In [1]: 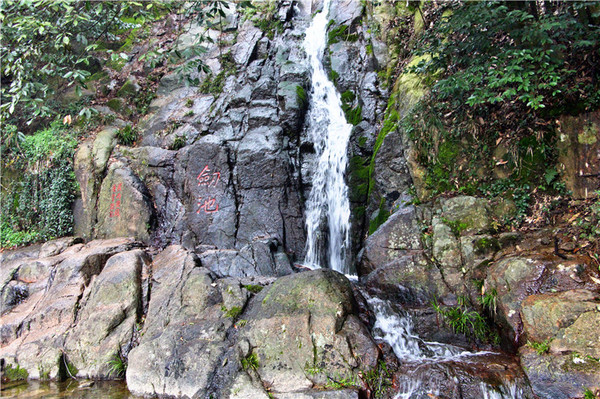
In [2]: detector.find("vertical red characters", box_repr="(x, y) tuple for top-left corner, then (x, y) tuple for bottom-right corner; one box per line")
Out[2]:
(109, 183), (122, 218)
(196, 165), (221, 214)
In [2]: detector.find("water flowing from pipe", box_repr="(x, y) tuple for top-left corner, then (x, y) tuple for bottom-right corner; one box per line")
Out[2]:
(303, 0), (353, 274)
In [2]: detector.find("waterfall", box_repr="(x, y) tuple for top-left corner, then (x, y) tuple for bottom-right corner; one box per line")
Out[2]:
(303, 0), (353, 274)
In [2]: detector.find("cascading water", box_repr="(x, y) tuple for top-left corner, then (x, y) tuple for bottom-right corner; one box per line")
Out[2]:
(302, 0), (353, 274)
(368, 296), (524, 399)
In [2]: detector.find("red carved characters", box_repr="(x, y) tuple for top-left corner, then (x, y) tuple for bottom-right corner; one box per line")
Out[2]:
(197, 165), (221, 187)
(109, 183), (122, 218)
(196, 165), (221, 214)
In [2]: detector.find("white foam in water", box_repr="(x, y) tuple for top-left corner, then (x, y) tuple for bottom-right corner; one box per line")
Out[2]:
(393, 378), (421, 399)
(302, 0), (353, 274)
(369, 296), (524, 398)
(481, 382), (523, 399)
(369, 296), (465, 362)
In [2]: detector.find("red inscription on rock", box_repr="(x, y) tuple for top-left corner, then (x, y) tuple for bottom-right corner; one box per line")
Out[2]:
(109, 183), (122, 218)
(197, 165), (221, 214)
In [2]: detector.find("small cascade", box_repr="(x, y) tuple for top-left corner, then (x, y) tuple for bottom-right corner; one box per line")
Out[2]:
(368, 296), (524, 399)
(302, 0), (353, 274)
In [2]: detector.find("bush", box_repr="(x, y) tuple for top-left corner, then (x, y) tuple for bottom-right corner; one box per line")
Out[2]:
(116, 125), (137, 146)
(1, 120), (78, 248)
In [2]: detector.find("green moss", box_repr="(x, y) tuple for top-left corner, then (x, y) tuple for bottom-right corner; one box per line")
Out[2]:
(340, 90), (362, 125)
(474, 237), (500, 254)
(368, 110), (399, 197)
(327, 24), (358, 45)
(241, 352), (259, 370)
(296, 85), (308, 108)
(369, 198), (389, 235)
(348, 156), (370, 203)
(441, 217), (468, 237)
(243, 284), (264, 294)
(3, 363), (28, 381)
(221, 305), (242, 319)
(329, 69), (340, 83)
(106, 98), (123, 112)
(117, 79), (138, 98)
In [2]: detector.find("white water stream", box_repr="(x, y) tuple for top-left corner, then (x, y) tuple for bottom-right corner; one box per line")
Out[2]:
(369, 297), (524, 398)
(302, 0), (353, 274)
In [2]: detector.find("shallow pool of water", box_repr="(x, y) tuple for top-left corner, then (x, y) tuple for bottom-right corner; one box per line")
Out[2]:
(1, 379), (141, 398)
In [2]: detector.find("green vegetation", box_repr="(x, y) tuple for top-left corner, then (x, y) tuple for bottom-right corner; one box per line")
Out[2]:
(474, 237), (500, 254)
(441, 217), (468, 237)
(369, 198), (389, 235)
(363, 361), (392, 399)
(479, 288), (497, 316)
(243, 284), (264, 294)
(3, 363), (29, 381)
(170, 135), (187, 151)
(340, 90), (362, 126)
(584, 388), (598, 399)
(296, 85), (308, 109)
(325, 374), (358, 389)
(241, 352), (259, 371)
(107, 351), (127, 378)
(1, 120), (78, 248)
(394, 0), (599, 212)
(116, 125), (137, 146)
(527, 339), (551, 355)
(199, 52), (236, 95)
(244, 0), (283, 40)
(304, 362), (324, 376)
(235, 319), (247, 328)
(432, 296), (491, 342)
(327, 23), (358, 45)
(221, 305), (242, 319)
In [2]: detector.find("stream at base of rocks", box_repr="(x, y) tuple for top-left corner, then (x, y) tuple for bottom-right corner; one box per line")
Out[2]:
(0, 380), (138, 398)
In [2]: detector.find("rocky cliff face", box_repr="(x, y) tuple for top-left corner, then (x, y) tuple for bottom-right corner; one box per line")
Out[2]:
(1, 1), (599, 398)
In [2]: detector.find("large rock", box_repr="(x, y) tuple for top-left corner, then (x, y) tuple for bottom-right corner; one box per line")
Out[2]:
(199, 238), (293, 278)
(520, 346), (600, 399)
(520, 289), (599, 343)
(126, 245), (245, 398)
(95, 163), (154, 242)
(64, 249), (147, 378)
(240, 269), (379, 394)
(0, 238), (138, 379)
(359, 204), (449, 305)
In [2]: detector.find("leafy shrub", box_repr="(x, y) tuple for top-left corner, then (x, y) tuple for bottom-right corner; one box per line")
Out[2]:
(116, 125), (137, 146)
(1, 120), (78, 248)
(432, 296), (491, 342)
